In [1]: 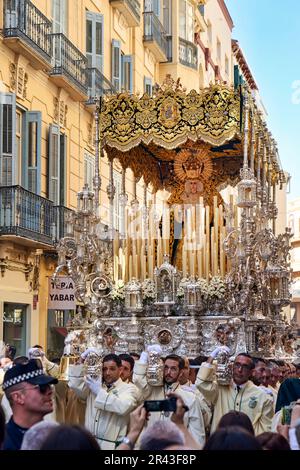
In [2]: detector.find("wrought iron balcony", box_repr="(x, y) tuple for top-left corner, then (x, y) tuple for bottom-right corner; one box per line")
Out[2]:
(143, 12), (168, 62)
(52, 205), (74, 241)
(86, 68), (116, 104)
(109, 0), (140, 27)
(3, 0), (52, 70)
(50, 33), (88, 100)
(0, 186), (53, 246)
(179, 38), (198, 69)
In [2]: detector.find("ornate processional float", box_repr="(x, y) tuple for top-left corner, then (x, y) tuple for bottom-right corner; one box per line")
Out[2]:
(53, 76), (298, 374)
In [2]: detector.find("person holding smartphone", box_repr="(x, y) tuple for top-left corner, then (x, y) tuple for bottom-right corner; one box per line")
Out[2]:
(133, 346), (206, 447)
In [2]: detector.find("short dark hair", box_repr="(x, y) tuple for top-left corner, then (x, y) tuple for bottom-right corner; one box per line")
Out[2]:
(5, 345), (16, 360)
(102, 354), (122, 368)
(32, 345), (43, 349)
(252, 357), (267, 367)
(13, 356), (29, 365)
(40, 425), (100, 450)
(164, 355), (185, 370)
(203, 426), (262, 450)
(235, 353), (255, 370)
(118, 354), (134, 371)
(194, 355), (208, 364)
(129, 352), (140, 360)
(217, 411), (255, 435)
(256, 432), (290, 450)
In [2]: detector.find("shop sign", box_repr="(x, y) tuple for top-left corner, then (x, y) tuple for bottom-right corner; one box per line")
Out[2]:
(48, 277), (76, 310)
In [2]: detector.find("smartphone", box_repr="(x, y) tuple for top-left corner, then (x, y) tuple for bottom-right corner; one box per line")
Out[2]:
(144, 397), (177, 413)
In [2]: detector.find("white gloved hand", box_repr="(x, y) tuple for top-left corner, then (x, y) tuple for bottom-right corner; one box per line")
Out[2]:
(80, 347), (100, 361)
(210, 346), (230, 359)
(85, 375), (102, 396)
(139, 351), (149, 364)
(147, 344), (163, 355)
(28, 347), (45, 359)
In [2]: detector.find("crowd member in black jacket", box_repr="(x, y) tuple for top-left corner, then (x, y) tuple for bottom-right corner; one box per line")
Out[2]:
(2, 359), (57, 450)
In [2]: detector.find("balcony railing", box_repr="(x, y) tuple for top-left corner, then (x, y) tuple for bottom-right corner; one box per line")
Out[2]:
(3, 0), (52, 63)
(109, 0), (140, 25)
(143, 12), (168, 61)
(52, 205), (73, 241)
(86, 68), (116, 103)
(50, 33), (88, 94)
(179, 38), (198, 69)
(0, 186), (53, 245)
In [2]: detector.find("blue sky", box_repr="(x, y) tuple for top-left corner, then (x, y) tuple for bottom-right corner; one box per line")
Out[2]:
(226, 0), (300, 200)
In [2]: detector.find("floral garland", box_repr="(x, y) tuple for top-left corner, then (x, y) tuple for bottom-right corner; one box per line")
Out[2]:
(176, 278), (190, 298)
(110, 280), (125, 302)
(208, 276), (226, 300)
(142, 279), (156, 304)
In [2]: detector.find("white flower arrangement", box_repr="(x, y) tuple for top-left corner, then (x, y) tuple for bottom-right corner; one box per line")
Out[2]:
(176, 278), (190, 298)
(196, 278), (209, 300)
(110, 279), (125, 302)
(142, 278), (156, 303)
(208, 276), (226, 300)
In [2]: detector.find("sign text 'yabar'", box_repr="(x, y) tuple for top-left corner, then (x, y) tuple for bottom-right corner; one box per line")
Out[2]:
(48, 277), (76, 310)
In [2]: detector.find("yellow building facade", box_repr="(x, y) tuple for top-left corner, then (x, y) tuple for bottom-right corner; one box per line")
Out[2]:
(0, 0), (254, 357)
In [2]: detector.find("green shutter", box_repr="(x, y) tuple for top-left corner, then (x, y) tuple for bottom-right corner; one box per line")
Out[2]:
(112, 39), (121, 91)
(48, 124), (60, 204)
(234, 65), (240, 90)
(22, 111), (41, 194)
(60, 133), (67, 206)
(0, 92), (16, 186)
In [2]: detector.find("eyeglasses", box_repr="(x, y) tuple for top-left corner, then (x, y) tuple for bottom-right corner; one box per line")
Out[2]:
(16, 384), (52, 395)
(233, 363), (252, 371)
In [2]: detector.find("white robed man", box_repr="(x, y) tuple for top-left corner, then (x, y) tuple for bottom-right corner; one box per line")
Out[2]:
(133, 346), (206, 447)
(69, 352), (138, 449)
(195, 348), (274, 435)
(178, 357), (212, 435)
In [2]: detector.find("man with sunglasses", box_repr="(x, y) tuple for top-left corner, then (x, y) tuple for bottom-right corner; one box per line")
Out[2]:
(2, 359), (58, 450)
(195, 350), (274, 435)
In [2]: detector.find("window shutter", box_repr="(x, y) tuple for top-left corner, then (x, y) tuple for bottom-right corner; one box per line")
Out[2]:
(22, 111), (41, 194)
(84, 153), (95, 190)
(59, 132), (67, 206)
(122, 55), (133, 93)
(0, 92), (16, 186)
(113, 170), (122, 231)
(234, 65), (240, 89)
(144, 77), (152, 95)
(53, 0), (67, 33)
(153, 0), (160, 16)
(48, 124), (60, 204)
(112, 39), (121, 91)
(86, 11), (103, 70)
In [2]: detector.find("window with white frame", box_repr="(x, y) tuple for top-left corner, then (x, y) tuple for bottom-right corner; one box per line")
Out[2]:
(163, 0), (172, 34)
(112, 40), (133, 93)
(86, 11), (103, 70)
(217, 39), (221, 65)
(84, 153), (95, 191)
(52, 0), (68, 34)
(225, 55), (229, 75)
(179, 0), (194, 42)
(207, 21), (212, 45)
(113, 170), (122, 231)
(144, 77), (153, 95)
(48, 125), (66, 204)
(0, 93), (16, 187)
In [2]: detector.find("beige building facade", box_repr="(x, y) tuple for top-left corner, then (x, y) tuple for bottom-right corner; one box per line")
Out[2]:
(0, 0), (288, 356)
